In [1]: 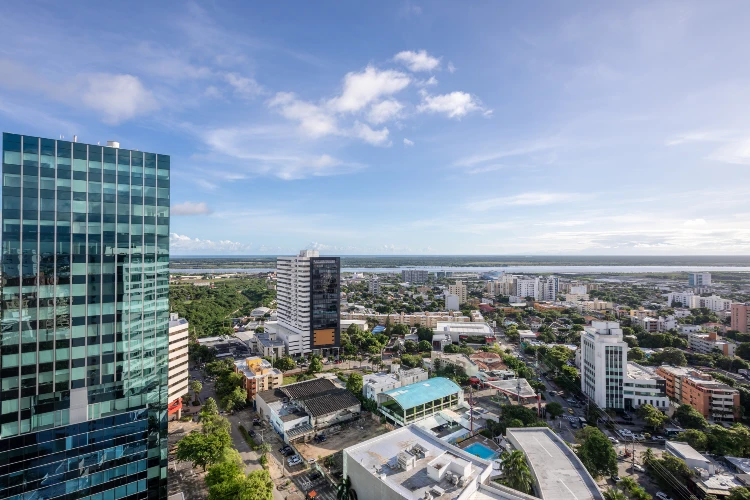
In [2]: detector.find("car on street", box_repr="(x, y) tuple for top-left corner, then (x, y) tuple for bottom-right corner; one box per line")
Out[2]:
(307, 458), (316, 464)
(279, 446), (293, 456)
(287, 455), (302, 467)
(608, 437), (619, 444)
(567, 408), (574, 414)
(656, 493), (673, 500)
(632, 464), (645, 472)
(309, 471), (322, 481)
(611, 475), (621, 483)
(249, 430), (256, 437)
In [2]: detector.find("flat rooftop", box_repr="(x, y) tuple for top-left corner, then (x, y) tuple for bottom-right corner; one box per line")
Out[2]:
(506, 428), (604, 500)
(382, 377), (461, 410)
(434, 322), (493, 334)
(344, 425), (491, 500)
(626, 362), (660, 380)
(666, 441), (710, 463)
(486, 379), (537, 399)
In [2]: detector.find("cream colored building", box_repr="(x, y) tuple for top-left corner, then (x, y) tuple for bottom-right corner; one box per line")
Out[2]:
(168, 313), (190, 418)
(340, 311), (471, 328)
(447, 281), (468, 304)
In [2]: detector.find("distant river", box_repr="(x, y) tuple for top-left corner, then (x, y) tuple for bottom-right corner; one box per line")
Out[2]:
(169, 265), (750, 274)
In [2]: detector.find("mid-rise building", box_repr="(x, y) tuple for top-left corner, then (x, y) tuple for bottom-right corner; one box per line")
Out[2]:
(445, 294), (459, 311)
(513, 277), (539, 300)
(402, 269), (429, 284)
(234, 356), (283, 400)
(667, 292), (731, 312)
(689, 272), (712, 287)
(340, 311), (471, 328)
(378, 378), (463, 426)
(656, 365), (740, 421)
(581, 321), (667, 410)
(447, 281), (467, 304)
(432, 322), (494, 345)
(731, 303), (749, 333)
(630, 314), (677, 333)
(1, 133), (170, 498)
(568, 284), (587, 295)
(276, 250), (340, 356)
(368, 276), (381, 294)
(539, 276), (559, 301)
(168, 314), (190, 419)
(688, 331), (736, 357)
(485, 275), (514, 296)
(362, 367), (428, 401)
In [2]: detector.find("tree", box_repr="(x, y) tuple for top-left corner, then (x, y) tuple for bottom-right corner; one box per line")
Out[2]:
(273, 356), (296, 371)
(627, 347), (645, 362)
(404, 340), (418, 353)
(498, 450), (534, 495)
(201, 397), (219, 417)
(728, 487), (750, 500)
(347, 323), (363, 336)
(191, 380), (203, 402)
(444, 344), (460, 353)
(307, 356), (323, 374)
(222, 386), (247, 412)
(576, 427), (618, 478)
(254, 326), (264, 334)
(347, 372), (363, 396)
(650, 347), (687, 366)
(638, 404), (668, 431)
(546, 402), (564, 420)
(736, 343), (750, 362)
(603, 490), (627, 500)
(176, 431), (227, 470)
(391, 324), (409, 337)
(418, 340), (432, 352)
(202, 414), (231, 437)
(676, 429), (708, 451)
(205, 457), (243, 489)
(416, 326), (433, 343)
(674, 404), (708, 429)
(208, 469), (274, 500)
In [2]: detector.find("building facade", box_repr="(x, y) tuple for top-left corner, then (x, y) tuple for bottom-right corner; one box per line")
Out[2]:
(539, 276), (558, 301)
(401, 270), (428, 284)
(513, 277), (539, 300)
(168, 314), (189, 419)
(688, 331), (736, 357)
(656, 366), (740, 422)
(581, 321), (627, 409)
(368, 276), (380, 295)
(1, 133), (170, 499)
(234, 356), (283, 400)
(276, 250), (340, 356)
(689, 272), (712, 287)
(731, 303), (749, 333)
(447, 281), (467, 304)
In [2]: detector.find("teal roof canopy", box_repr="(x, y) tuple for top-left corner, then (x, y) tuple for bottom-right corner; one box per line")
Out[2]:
(382, 377), (461, 409)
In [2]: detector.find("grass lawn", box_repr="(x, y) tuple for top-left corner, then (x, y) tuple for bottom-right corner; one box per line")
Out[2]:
(282, 375), (302, 385)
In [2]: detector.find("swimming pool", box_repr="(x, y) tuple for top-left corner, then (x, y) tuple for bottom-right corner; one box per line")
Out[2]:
(464, 442), (498, 460)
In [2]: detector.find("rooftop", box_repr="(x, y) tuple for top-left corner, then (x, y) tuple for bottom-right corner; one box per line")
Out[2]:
(725, 456), (750, 474)
(626, 362), (661, 380)
(666, 441), (710, 464)
(486, 379), (537, 399)
(364, 372), (400, 389)
(303, 389), (360, 417)
(382, 378), (462, 410)
(169, 317), (188, 329)
(434, 322), (494, 334)
(281, 378), (338, 400)
(506, 427), (604, 500)
(343, 425), (492, 500)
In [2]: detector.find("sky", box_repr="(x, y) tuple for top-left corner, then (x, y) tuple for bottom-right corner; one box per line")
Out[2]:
(1, 1), (750, 256)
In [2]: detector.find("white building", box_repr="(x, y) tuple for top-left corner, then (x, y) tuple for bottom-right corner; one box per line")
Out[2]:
(697, 295), (732, 312)
(689, 272), (712, 287)
(402, 269), (429, 284)
(168, 314), (190, 418)
(432, 322), (494, 344)
(429, 352), (480, 377)
(581, 321), (668, 410)
(630, 315), (677, 333)
(362, 367), (429, 401)
(513, 277), (539, 300)
(368, 276), (381, 295)
(667, 291), (731, 312)
(569, 285), (588, 295)
(445, 294), (460, 311)
(688, 331), (736, 357)
(447, 281), (467, 304)
(539, 276), (559, 301)
(667, 291), (696, 308)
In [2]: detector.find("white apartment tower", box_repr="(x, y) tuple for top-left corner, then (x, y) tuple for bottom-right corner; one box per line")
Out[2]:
(581, 321), (627, 409)
(368, 275), (381, 295)
(168, 313), (190, 418)
(688, 272), (712, 287)
(539, 276), (559, 301)
(277, 250), (341, 357)
(447, 281), (468, 304)
(513, 277), (539, 300)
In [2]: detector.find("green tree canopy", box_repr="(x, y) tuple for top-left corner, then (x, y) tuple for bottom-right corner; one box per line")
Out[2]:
(638, 404), (668, 430)
(676, 429), (708, 451)
(499, 450), (535, 495)
(176, 431), (228, 471)
(307, 356), (323, 374)
(191, 380), (203, 402)
(674, 404), (708, 429)
(273, 356), (296, 371)
(546, 402), (564, 419)
(576, 427), (618, 478)
(346, 372), (364, 395)
(418, 340), (432, 352)
(201, 397), (219, 417)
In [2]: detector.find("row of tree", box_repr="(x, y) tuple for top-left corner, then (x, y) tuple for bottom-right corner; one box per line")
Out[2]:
(175, 398), (274, 499)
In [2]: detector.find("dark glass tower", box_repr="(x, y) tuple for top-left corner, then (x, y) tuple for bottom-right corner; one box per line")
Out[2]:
(0, 133), (170, 499)
(309, 257), (340, 353)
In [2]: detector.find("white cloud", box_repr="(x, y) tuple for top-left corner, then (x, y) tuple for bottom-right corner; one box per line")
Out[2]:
(170, 233), (253, 254)
(683, 218), (707, 227)
(204, 86), (222, 98)
(328, 66), (411, 113)
(352, 122), (390, 146)
(706, 138), (750, 165)
(367, 99), (404, 124)
(416, 76), (438, 87)
(403, 138), (414, 147)
(79, 73), (158, 124)
(466, 192), (578, 211)
(224, 73), (262, 98)
(393, 50), (441, 72)
(447, 62), (456, 73)
(172, 201), (212, 216)
(417, 91), (486, 118)
(268, 92), (338, 138)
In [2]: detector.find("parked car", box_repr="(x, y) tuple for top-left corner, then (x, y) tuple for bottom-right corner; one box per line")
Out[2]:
(249, 430), (256, 437)
(567, 408), (575, 415)
(307, 458), (316, 465)
(611, 475), (621, 483)
(632, 464), (645, 472)
(608, 437), (619, 444)
(309, 471), (322, 481)
(656, 493), (673, 500)
(287, 455), (302, 466)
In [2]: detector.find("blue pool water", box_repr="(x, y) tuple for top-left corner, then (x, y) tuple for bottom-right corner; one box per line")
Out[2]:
(464, 442), (498, 460)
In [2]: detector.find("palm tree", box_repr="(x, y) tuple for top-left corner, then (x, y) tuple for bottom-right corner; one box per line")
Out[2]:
(603, 489), (627, 500)
(499, 450), (534, 495)
(641, 447), (655, 467)
(336, 476), (358, 500)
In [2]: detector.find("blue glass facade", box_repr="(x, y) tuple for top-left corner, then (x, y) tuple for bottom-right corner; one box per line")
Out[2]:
(1, 133), (169, 499)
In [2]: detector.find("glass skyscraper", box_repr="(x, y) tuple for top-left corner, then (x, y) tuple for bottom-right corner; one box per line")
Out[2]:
(310, 257), (340, 353)
(0, 133), (170, 499)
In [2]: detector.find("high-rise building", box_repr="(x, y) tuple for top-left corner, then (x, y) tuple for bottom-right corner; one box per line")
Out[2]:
(581, 321), (667, 410)
(1, 133), (170, 499)
(368, 276), (380, 295)
(401, 269), (428, 284)
(688, 272), (712, 287)
(731, 303), (749, 333)
(276, 250), (340, 357)
(446, 281), (467, 304)
(512, 277), (539, 300)
(539, 276), (558, 301)
(168, 313), (189, 419)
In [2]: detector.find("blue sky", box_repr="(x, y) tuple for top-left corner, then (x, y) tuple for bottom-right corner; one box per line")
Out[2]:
(2, 1), (750, 255)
